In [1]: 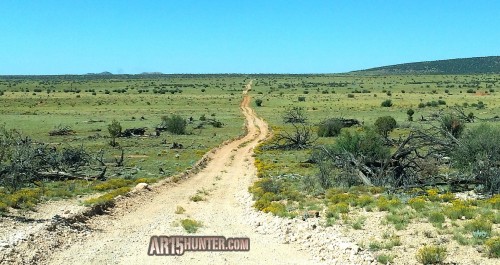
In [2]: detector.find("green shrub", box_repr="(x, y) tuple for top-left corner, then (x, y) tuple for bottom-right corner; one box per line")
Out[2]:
(377, 196), (401, 211)
(4, 188), (42, 209)
(427, 211), (445, 227)
(254, 197), (271, 211)
(369, 241), (382, 251)
(425, 188), (440, 202)
(335, 128), (391, 167)
(407, 109), (415, 121)
(368, 186), (385, 194)
(374, 116), (397, 138)
(386, 211), (410, 230)
(453, 230), (471, 245)
(439, 192), (455, 202)
(416, 245), (447, 264)
(107, 119), (122, 146)
(255, 98), (263, 107)
(384, 235), (402, 249)
(190, 194), (204, 202)
(381, 99), (393, 107)
(444, 200), (476, 219)
(263, 202), (288, 217)
(327, 202), (350, 214)
(160, 114), (187, 135)
(452, 124), (500, 194)
(409, 197), (427, 211)
(326, 190), (355, 204)
(354, 194), (375, 208)
(487, 194), (500, 210)
(181, 218), (203, 233)
(0, 201), (8, 213)
(317, 118), (344, 137)
(485, 237), (500, 258)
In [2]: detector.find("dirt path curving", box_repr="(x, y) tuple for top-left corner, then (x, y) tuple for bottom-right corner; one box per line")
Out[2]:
(44, 81), (322, 264)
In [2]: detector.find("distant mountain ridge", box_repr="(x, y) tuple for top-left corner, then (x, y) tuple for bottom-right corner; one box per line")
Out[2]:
(352, 56), (500, 75)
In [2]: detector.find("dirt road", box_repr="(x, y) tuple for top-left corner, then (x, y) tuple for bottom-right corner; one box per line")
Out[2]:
(44, 81), (321, 264)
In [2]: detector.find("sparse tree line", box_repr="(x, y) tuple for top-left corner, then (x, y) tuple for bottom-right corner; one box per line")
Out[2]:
(0, 112), (226, 193)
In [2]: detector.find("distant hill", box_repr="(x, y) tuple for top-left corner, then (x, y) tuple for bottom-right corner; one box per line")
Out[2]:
(140, 72), (164, 75)
(352, 56), (500, 75)
(85, 71), (113, 75)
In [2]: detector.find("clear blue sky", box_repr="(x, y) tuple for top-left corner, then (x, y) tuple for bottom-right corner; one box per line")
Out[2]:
(1, 0), (499, 75)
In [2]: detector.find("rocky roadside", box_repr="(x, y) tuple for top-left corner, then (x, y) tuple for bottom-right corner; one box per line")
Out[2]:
(239, 192), (376, 265)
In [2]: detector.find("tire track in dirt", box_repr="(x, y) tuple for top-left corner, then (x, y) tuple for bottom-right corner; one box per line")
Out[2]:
(45, 81), (322, 264)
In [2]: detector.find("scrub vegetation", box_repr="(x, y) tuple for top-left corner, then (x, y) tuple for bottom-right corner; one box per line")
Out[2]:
(1, 73), (499, 263)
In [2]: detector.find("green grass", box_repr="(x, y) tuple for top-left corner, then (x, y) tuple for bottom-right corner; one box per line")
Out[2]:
(376, 253), (395, 264)
(369, 233), (402, 251)
(351, 216), (366, 230)
(0, 75), (247, 211)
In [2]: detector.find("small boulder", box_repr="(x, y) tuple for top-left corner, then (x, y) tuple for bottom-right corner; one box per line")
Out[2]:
(133, 183), (151, 192)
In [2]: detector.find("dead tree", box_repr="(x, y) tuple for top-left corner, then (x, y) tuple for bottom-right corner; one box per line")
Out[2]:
(0, 130), (110, 191)
(339, 118), (360, 127)
(313, 125), (462, 189)
(121, 127), (147, 137)
(115, 148), (125, 167)
(450, 106), (475, 123)
(283, 107), (308, 124)
(49, 125), (75, 136)
(269, 123), (317, 150)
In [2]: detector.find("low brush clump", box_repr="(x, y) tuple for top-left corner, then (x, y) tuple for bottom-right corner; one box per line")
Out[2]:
(444, 200), (477, 220)
(83, 187), (131, 207)
(0, 188), (42, 210)
(464, 218), (493, 238)
(485, 237), (500, 258)
(92, 178), (133, 191)
(376, 196), (402, 212)
(416, 245), (447, 264)
(408, 196), (428, 211)
(181, 218), (203, 233)
(487, 194), (500, 210)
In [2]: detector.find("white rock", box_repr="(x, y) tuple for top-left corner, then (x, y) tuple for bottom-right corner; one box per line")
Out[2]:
(133, 182), (151, 192)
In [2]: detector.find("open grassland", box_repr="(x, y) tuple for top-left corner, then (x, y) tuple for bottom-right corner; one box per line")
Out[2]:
(0, 75), (249, 208)
(251, 74), (499, 125)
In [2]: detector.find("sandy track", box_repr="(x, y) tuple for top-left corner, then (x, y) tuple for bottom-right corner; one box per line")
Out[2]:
(45, 81), (321, 264)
